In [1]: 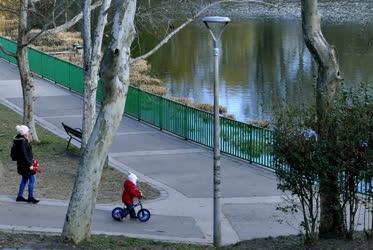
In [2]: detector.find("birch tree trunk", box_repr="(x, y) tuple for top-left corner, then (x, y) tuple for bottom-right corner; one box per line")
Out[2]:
(81, 0), (93, 149)
(62, 0), (137, 243)
(17, 0), (39, 142)
(301, 0), (344, 239)
(81, 0), (112, 149)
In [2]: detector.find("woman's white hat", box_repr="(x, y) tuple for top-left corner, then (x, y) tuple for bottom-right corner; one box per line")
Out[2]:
(16, 125), (30, 136)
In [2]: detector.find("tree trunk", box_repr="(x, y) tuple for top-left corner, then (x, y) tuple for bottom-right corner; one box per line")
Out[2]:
(82, 0), (112, 149)
(17, 0), (39, 142)
(81, 0), (93, 149)
(301, 0), (343, 239)
(62, 0), (137, 244)
(82, 77), (97, 149)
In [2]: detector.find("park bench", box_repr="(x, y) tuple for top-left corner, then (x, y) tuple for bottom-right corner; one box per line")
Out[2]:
(62, 122), (82, 150)
(61, 123), (109, 167)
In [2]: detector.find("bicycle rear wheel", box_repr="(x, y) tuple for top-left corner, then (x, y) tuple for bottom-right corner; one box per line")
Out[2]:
(112, 207), (124, 221)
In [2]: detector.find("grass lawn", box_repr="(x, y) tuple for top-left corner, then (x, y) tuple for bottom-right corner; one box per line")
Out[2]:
(1, 231), (373, 250)
(0, 103), (160, 203)
(0, 231), (211, 250)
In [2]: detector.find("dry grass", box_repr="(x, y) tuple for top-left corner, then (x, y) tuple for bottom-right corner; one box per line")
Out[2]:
(169, 97), (194, 106)
(223, 114), (236, 120)
(167, 97), (237, 119)
(56, 53), (84, 66)
(247, 120), (271, 128)
(130, 59), (163, 87)
(0, 18), (17, 38)
(28, 31), (85, 67)
(130, 74), (163, 87)
(194, 102), (228, 114)
(31, 31), (82, 50)
(131, 59), (150, 74)
(140, 84), (167, 96)
(168, 99), (235, 120)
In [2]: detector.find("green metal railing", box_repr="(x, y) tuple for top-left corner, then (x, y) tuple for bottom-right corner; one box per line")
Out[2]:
(2, 36), (372, 197)
(0, 35), (275, 168)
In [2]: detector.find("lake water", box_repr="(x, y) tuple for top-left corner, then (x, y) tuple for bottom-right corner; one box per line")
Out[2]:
(139, 18), (373, 122)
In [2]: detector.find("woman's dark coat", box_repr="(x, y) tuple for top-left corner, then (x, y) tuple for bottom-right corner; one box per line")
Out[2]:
(13, 134), (35, 176)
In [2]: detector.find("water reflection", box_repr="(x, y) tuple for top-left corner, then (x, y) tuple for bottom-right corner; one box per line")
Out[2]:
(143, 19), (373, 122)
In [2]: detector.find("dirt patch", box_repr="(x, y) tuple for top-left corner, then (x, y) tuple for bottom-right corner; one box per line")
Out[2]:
(0, 104), (160, 203)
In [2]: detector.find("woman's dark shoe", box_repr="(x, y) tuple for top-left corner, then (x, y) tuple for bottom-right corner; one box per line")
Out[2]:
(16, 196), (27, 202)
(27, 197), (40, 204)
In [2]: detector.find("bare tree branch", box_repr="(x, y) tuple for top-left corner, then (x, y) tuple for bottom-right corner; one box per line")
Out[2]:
(27, 2), (48, 21)
(132, 0), (277, 63)
(0, 43), (16, 58)
(25, 0), (103, 46)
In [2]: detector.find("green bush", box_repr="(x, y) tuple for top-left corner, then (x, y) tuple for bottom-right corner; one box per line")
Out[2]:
(273, 83), (373, 242)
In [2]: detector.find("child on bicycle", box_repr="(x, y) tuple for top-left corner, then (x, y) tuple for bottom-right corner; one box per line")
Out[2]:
(122, 173), (143, 219)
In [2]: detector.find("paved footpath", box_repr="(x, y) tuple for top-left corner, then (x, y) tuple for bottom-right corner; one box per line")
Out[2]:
(0, 59), (302, 245)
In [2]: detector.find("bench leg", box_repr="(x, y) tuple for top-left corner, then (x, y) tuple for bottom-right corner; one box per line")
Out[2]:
(66, 137), (72, 150)
(104, 155), (109, 168)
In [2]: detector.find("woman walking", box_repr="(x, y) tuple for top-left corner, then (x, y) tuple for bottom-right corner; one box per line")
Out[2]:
(14, 125), (39, 204)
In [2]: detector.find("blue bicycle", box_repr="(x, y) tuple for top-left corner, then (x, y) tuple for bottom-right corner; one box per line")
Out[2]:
(112, 198), (151, 222)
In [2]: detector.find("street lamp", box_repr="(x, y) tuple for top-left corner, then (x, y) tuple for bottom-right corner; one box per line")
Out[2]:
(202, 16), (230, 247)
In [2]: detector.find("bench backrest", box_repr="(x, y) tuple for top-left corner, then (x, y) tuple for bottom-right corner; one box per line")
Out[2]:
(62, 123), (82, 138)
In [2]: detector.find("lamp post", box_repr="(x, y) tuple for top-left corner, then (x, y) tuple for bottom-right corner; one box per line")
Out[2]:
(202, 16), (230, 247)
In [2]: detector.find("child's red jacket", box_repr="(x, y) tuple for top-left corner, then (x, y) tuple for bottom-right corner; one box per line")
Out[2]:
(122, 179), (142, 204)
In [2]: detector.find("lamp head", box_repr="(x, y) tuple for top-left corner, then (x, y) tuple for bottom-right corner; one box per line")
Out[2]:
(202, 16), (231, 41)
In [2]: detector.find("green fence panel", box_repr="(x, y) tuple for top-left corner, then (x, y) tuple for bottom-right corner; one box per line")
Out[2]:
(161, 98), (188, 138)
(186, 107), (213, 147)
(41, 52), (56, 81)
(139, 90), (161, 127)
(0, 36), (17, 63)
(125, 86), (139, 118)
(96, 80), (103, 102)
(28, 48), (42, 75)
(69, 64), (84, 94)
(54, 58), (71, 89)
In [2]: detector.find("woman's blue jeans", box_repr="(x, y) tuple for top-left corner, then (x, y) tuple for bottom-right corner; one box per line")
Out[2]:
(17, 175), (35, 199)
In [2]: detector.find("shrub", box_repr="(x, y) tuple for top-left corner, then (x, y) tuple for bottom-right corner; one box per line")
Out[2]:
(274, 105), (322, 243)
(273, 83), (373, 242)
(332, 84), (373, 239)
